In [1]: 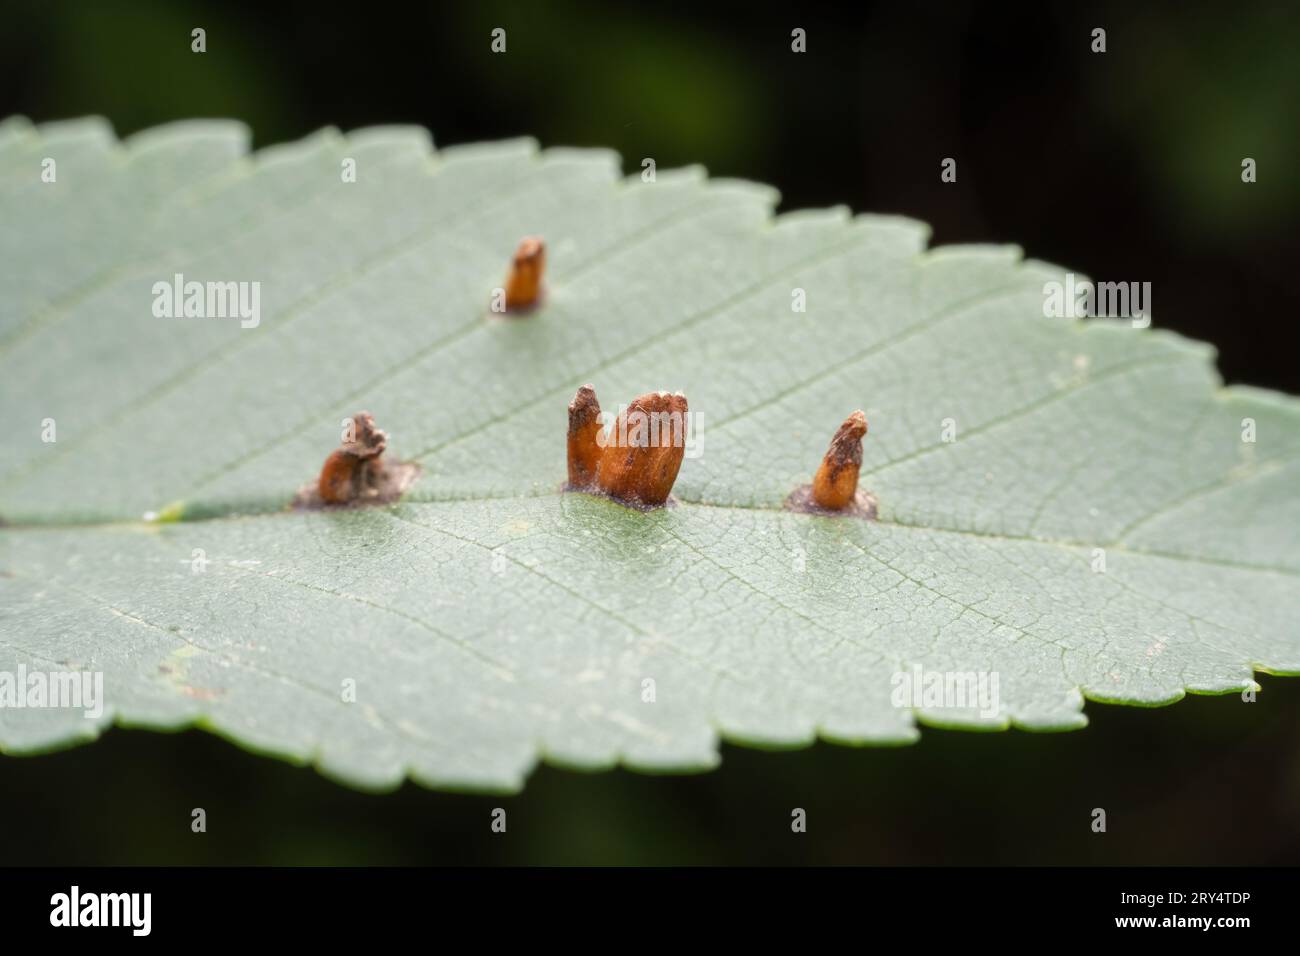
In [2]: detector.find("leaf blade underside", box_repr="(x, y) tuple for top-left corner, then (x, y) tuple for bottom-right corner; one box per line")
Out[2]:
(1, 117), (1297, 792)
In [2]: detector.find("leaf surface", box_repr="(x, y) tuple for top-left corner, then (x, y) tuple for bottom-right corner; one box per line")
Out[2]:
(1, 118), (1297, 791)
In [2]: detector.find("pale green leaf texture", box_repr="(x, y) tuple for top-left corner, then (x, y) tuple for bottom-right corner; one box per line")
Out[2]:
(1, 118), (1298, 792)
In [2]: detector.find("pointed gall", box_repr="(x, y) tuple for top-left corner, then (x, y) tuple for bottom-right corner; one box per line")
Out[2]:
(567, 385), (604, 488)
(504, 236), (545, 311)
(811, 410), (867, 511)
(784, 410), (875, 517)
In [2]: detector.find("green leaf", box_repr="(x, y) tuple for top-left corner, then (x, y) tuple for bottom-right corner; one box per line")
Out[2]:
(1, 117), (1298, 793)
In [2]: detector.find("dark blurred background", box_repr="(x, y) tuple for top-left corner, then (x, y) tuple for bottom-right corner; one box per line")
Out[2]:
(1, 0), (1297, 864)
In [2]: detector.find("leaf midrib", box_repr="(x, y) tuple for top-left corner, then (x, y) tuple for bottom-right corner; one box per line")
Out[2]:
(4, 492), (1297, 581)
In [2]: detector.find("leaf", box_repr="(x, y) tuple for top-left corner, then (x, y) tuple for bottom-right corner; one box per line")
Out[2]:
(1, 117), (1298, 793)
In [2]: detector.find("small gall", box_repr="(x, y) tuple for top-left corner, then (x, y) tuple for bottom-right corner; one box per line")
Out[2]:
(564, 386), (688, 509)
(813, 410), (866, 510)
(502, 236), (545, 312)
(319, 411), (386, 504)
(567, 384), (604, 489)
(294, 411), (420, 509)
(785, 410), (877, 518)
